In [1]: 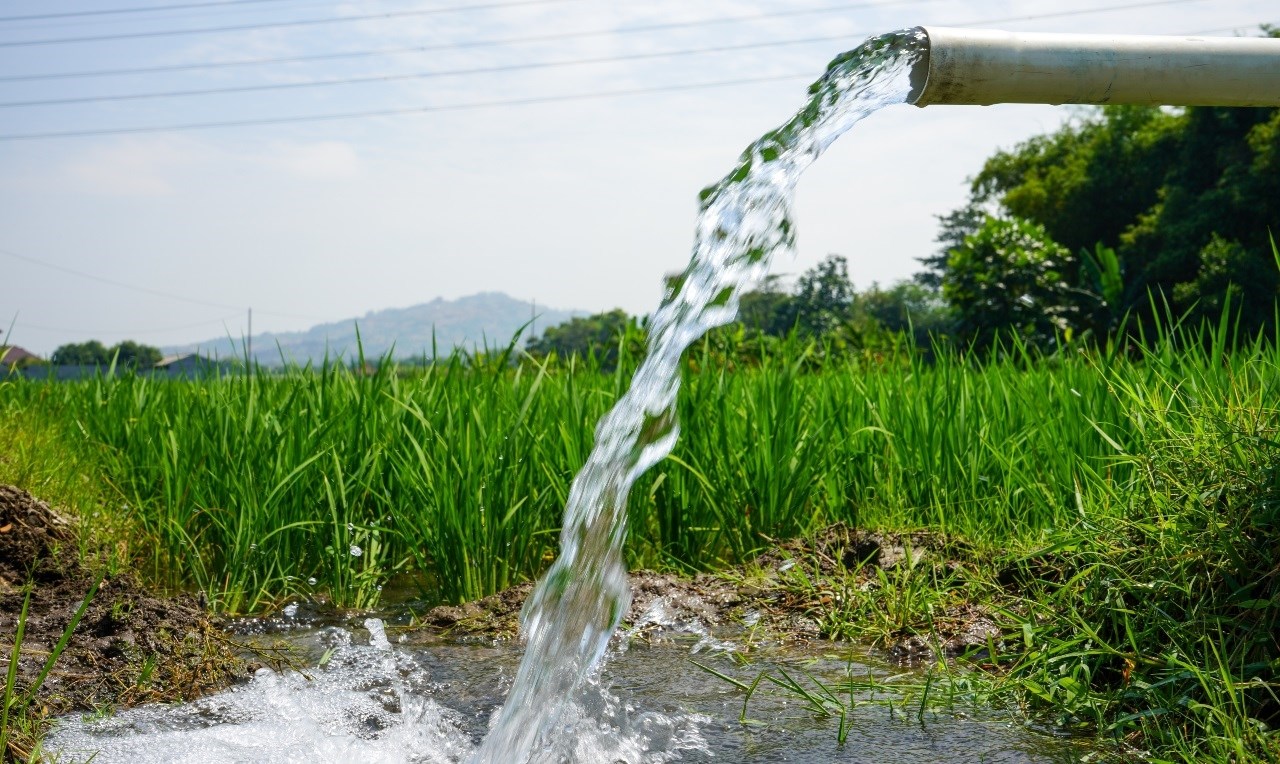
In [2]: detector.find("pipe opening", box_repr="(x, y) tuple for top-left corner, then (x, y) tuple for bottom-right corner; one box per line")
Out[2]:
(906, 26), (931, 106)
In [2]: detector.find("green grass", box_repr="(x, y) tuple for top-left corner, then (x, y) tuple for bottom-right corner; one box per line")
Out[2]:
(1, 335), (1138, 611)
(1, 308), (1277, 760)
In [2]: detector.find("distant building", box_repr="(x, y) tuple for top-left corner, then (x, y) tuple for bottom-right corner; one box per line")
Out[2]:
(0, 345), (43, 369)
(153, 353), (231, 377)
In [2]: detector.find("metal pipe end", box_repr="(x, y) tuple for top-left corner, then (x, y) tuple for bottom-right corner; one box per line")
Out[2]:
(906, 26), (931, 107)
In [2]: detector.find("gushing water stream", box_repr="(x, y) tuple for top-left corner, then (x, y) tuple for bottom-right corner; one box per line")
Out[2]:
(471, 29), (928, 763)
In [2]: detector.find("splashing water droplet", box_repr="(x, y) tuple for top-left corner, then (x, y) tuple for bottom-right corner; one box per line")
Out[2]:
(349, 545), (363, 558)
(307, 577), (317, 586)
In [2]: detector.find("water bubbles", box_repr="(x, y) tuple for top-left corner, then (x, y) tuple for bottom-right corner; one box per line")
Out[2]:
(364, 618), (391, 651)
(283, 603), (298, 618)
(349, 545), (363, 557)
(308, 577), (318, 586)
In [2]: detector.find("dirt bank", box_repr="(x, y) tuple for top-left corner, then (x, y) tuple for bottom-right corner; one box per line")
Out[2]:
(0, 486), (246, 738)
(422, 523), (999, 661)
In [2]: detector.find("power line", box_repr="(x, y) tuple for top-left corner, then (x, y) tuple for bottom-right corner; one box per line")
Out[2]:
(0, 0), (1228, 141)
(10, 6), (1253, 111)
(0, 13), (868, 84)
(0, 0), (1208, 83)
(0, 73), (812, 141)
(0, 0), (586, 47)
(1, 247), (244, 309)
(0, 0), (310, 24)
(13, 315), (243, 336)
(0, 247), (323, 320)
(1, 0), (367, 35)
(0, 35), (863, 109)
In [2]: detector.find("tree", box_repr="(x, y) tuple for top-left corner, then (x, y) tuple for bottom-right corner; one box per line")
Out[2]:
(930, 88), (1280, 337)
(525, 310), (638, 368)
(858, 281), (954, 348)
(942, 216), (1081, 350)
(112, 340), (163, 369)
(787, 254), (855, 337)
(50, 340), (111, 366)
(736, 274), (794, 337)
(49, 339), (162, 368)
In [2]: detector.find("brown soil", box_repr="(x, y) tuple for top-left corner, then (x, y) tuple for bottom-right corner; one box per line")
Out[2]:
(0, 485), (247, 722)
(422, 523), (998, 661)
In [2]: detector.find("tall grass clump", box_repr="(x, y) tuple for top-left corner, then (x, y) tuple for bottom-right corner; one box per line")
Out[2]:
(993, 313), (1280, 762)
(2, 349), (619, 611)
(645, 333), (1134, 562)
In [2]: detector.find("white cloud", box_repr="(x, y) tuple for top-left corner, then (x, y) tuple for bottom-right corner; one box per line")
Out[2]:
(271, 140), (363, 179)
(59, 138), (203, 197)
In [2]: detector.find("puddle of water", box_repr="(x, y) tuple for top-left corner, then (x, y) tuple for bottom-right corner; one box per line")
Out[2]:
(48, 619), (1092, 764)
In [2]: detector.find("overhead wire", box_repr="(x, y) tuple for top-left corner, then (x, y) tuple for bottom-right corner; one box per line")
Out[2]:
(0, 73), (813, 141)
(0, 247), (325, 320)
(0, 0), (1237, 142)
(0, 0), (386, 35)
(12, 7), (1265, 111)
(0, 0), (322, 24)
(0, 0), (1213, 82)
(0, 2), (924, 83)
(13, 315), (245, 336)
(0, 35), (874, 109)
(0, 0), (889, 48)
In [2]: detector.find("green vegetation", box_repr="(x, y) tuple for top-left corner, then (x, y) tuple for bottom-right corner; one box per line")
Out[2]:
(1, 576), (101, 761)
(524, 308), (640, 369)
(3, 298), (1278, 760)
(927, 100), (1280, 345)
(48, 340), (163, 369)
(727, 313), (1279, 762)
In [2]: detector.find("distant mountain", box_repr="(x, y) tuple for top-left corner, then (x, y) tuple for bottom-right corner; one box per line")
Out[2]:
(166, 292), (579, 366)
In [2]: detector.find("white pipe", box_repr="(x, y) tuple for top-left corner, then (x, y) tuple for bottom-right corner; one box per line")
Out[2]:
(909, 27), (1280, 107)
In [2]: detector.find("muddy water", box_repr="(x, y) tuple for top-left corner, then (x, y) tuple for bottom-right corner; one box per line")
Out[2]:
(48, 616), (1090, 763)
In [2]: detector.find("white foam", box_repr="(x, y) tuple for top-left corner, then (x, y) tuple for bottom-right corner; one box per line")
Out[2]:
(47, 634), (474, 764)
(45, 631), (711, 764)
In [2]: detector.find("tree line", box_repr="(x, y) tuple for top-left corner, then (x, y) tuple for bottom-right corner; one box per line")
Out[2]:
(531, 91), (1279, 362)
(48, 340), (163, 369)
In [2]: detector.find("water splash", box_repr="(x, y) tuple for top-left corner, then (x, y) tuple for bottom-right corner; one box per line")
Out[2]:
(472, 29), (927, 763)
(46, 630), (711, 764)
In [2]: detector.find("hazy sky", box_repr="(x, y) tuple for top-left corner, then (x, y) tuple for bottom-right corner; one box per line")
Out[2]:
(1, 0), (1274, 355)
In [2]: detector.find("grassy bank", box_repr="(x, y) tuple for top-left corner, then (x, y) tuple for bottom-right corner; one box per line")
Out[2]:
(1, 316), (1277, 760)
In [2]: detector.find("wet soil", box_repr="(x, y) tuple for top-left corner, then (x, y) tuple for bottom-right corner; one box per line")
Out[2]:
(1, 478), (993, 731)
(422, 523), (999, 661)
(0, 485), (247, 719)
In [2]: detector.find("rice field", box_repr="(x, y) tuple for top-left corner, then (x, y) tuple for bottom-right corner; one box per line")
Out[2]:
(0, 320), (1267, 613)
(3, 313), (1278, 762)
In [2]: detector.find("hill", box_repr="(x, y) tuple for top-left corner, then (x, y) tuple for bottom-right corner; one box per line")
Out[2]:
(167, 292), (578, 366)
